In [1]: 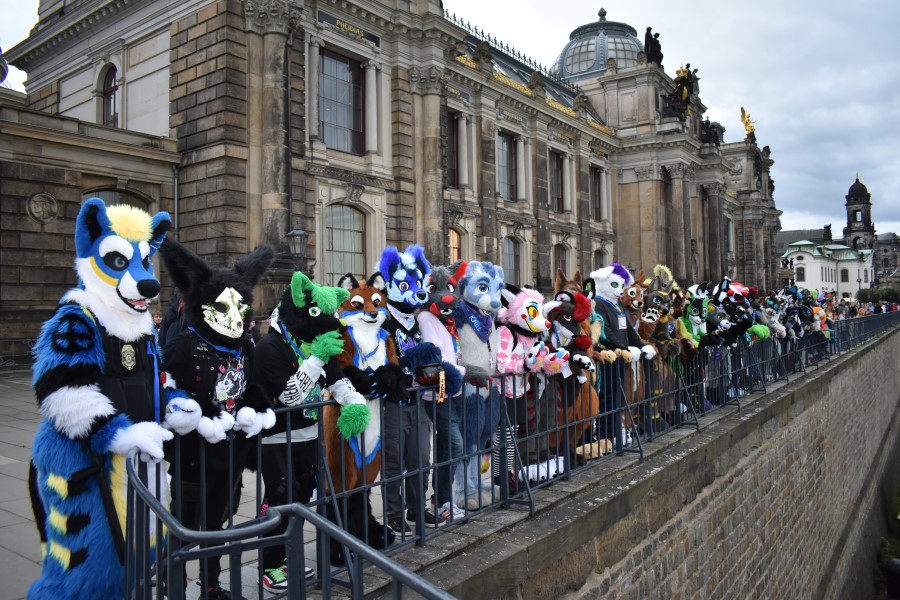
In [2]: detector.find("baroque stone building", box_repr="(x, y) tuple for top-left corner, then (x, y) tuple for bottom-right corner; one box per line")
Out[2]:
(2, 0), (781, 344)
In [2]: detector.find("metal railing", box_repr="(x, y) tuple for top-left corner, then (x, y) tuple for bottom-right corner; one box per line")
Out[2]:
(124, 311), (900, 599)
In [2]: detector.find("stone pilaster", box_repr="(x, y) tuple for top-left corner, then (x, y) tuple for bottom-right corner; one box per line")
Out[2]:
(665, 163), (688, 281)
(409, 65), (447, 263)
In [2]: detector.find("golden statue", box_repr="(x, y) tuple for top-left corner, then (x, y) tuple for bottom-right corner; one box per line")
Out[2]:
(740, 106), (756, 135)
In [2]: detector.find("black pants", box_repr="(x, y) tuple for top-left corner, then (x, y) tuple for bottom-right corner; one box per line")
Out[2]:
(259, 440), (318, 569)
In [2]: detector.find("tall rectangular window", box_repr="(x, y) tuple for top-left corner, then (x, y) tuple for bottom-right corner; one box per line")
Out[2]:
(446, 113), (459, 188)
(549, 151), (564, 213)
(590, 166), (603, 222)
(497, 132), (516, 201)
(325, 204), (366, 284)
(320, 50), (364, 155)
(449, 229), (461, 263)
(503, 237), (520, 286)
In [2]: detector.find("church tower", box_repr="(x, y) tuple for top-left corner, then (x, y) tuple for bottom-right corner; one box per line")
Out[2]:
(843, 176), (875, 249)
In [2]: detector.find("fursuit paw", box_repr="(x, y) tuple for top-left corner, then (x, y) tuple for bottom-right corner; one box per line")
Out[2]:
(197, 415), (226, 443)
(233, 407), (276, 438)
(109, 421), (173, 463)
(640, 344), (657, 360)
(627, 346), (643, 363)
(371, 364), (410, 403)
(163, 397), (202, 435)
(311, 330), (346, 361)
(336, 403), (371, 440)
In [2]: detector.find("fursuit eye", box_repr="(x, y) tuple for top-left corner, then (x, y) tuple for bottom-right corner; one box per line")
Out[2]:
(214, 302), (228, 313)
(104, 252), (129, 271)
(427, 284), (435, 294)
(628, 289), (636, 297)
(478, 283), (488, 293)
(142, 256), (150, 269)
(447, 283), (455, 293)
(564, 315), (572, 321)
(611, 282), (619, 288)
(527, 305), (539, 319)
(309, 307), (321, 317)
(352, 300), (363, 310)
(398, 282), (409, 292)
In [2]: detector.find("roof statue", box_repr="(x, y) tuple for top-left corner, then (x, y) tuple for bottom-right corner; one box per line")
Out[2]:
(740, 107), (756, 136)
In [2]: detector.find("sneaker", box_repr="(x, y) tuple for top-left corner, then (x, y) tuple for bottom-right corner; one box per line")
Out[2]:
(262, 564), (288, 592)
(202, 583), (247, 600)
(442, 501), (466, 521)
(387, 518), (411, 535)
(406, 507), (449, 528)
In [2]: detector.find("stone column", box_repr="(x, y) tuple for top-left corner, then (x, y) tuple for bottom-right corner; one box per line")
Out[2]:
(364, 61), (378, 154)
(515, 136), (526, 201)
(307, 36), (321, 141)
(682, 165), (695, 283)
(245, 0), (301, 255)
(410, 65), (447, 261)
(603, 168), (613, 223)
(705, 183), (725, 278)
(570, 154), (578, 214)
(457, 114), (469, 188)
(666, 164), (687, 281)
(562, 153), (571, 211)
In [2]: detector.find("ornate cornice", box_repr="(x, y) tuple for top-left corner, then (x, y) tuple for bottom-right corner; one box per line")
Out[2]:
(634, 165), (660, 181)
(665, 163), (689, 179)
(245, 0), (302, 36)
(410, 65), (447, 95)
(6, 0), (145, 70)
(306, 163), (393, 189)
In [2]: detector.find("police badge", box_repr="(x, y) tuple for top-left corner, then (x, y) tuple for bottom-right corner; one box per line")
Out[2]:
(121, 343), (136, 370)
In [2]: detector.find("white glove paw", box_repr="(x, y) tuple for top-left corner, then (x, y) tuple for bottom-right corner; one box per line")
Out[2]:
(215, 410), (236, 433)
(163, 398), (202, 435)
(641, 344), (657, 360)
(233, 407), (275, 438)
(109, 421), (173, 463)
(197, 415), (226, 444)
(627, 346), (642, 363)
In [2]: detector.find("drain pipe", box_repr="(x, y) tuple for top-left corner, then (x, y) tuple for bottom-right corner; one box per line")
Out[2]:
(172, 163), (180, 240)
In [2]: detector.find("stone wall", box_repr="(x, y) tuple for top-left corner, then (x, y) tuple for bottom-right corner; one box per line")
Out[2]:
(413, 327), (900, 599)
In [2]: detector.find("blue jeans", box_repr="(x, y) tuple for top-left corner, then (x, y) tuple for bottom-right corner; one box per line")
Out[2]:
(426, 395), (465, 507)
(461, 383), (500, 498)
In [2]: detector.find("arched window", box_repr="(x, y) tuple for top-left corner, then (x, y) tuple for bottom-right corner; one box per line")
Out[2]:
(503, 237), (520, 286)
(593, 249), (605, 269)
(554, 244), (568, 276)
(102, 66), (119, 127)
(82, 189), (148, 209)
(325, 204), (366, 284)
(449, 228), (461, 263)
(795, 266), (805, 282)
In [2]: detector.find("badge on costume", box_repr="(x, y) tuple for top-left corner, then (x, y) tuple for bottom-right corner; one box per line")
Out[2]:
(121, 344), (136, 370)
(618, 316), (627, 329)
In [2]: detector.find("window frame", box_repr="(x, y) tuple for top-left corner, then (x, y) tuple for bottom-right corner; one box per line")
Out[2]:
(549, 150), (565, 213)
(796, 266), (805, 282)
(324, 203), (367, 284)
(497, 131), (517, 201)
(590, 166), (603, 222)
(446, 112), (460, 188)
(503, 237), (521, 286)
(102, 66), (119, 128)
(449, 228), (462, 263)
(553, 243), (568, 275)
(319, 49), (365, 156)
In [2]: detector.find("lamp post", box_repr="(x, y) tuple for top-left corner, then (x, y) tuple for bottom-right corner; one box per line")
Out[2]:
(285, 225), (310, 276)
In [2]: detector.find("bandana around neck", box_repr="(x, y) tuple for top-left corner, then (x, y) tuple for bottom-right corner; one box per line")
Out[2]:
(455, 300), (493, 342)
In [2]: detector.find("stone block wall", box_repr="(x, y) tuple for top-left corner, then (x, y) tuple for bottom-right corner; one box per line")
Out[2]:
(417, 327), (900, 599)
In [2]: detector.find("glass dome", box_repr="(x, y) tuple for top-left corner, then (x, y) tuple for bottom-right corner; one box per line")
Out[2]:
(551, 8), (643, 81)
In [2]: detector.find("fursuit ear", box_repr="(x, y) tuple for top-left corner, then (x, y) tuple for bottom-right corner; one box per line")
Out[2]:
(338, 273), (359, 291)
(367, 272), (386, 291)
(75, 197), (112, 257)
(148, 212), (172, 257)
(405, 244), (432, 277)
(160, 238), (213, 296)
(233, 244), (275, 290)
(378, 246), (401, 278)
(451, 261), (468, 285)
(583, 277), (596, 300)
(499, 285), (519, 309)
(554, 268), (567, 294)
(290, 271), (314, 308)
(571, 270), (583, 286)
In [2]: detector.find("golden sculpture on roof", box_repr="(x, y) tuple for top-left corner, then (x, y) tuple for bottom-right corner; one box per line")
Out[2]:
(740, 107), (756, 135)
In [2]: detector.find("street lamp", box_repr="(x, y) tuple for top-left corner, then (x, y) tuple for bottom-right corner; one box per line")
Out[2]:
(285, 225), (310, 274)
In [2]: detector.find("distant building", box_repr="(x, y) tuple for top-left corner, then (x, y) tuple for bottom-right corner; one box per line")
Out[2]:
(780, 240), (873, 298)
(2, 1), (782, 345)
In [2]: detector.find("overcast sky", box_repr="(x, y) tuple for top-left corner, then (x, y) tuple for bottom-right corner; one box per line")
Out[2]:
(4, 0), (899, 236)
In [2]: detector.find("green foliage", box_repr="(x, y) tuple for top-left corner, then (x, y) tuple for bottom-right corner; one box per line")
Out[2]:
(858, 287), (900, 303)
(882, 287), (900, 303)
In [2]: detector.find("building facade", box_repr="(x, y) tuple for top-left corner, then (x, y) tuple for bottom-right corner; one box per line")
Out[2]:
(3, 0), (781, 342)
